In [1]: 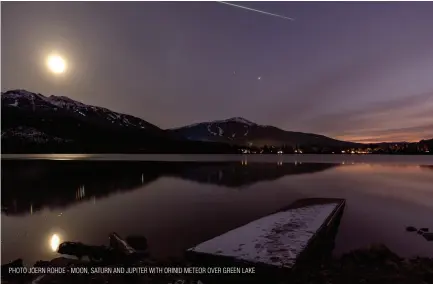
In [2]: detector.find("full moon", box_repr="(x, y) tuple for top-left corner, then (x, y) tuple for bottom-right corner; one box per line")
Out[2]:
(46, 55), (66, 74)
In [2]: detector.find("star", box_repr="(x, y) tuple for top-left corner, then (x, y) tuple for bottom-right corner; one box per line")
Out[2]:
(258, 76), (261, 80)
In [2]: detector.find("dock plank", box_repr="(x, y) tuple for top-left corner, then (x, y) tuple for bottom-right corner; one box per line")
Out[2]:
(188, 199), (344, 270)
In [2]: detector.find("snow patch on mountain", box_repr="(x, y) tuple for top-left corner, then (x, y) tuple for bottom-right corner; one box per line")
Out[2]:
(49, 95), (88, 109)
(1, 90), (159, 131)
(208, 124), (217, 136)
(171, 117), (257, 130)
(9, 100), (19, 107)
(3, 90), (47, 102)
(108, 113), (118, 120)
(123, 118), (131, 125)
(221, 117), (256, 126)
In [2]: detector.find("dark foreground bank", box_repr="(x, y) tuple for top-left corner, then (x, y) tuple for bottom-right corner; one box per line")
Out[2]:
(2, 245), (432, 284)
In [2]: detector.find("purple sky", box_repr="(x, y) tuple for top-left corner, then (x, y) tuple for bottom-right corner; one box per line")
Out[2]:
(2, 2), (433, 142)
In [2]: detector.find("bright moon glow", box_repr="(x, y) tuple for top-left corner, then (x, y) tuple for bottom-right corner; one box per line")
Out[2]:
(50, 234), (61, 252)
(47, 55), (66, 74)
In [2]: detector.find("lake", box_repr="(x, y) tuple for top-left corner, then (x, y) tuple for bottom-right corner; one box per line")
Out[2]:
(1, 154), (433, 266)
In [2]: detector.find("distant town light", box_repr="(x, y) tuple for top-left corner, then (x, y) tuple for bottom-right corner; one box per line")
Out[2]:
(341, 150), (346, 154)
(277, 150), (283, 154)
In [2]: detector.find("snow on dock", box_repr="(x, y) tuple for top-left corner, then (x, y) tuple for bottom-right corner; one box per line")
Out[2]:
(188, 200), (343, 269)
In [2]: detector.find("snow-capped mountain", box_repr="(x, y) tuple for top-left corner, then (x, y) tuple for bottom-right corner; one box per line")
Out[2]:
(171, 117), (257, 141)
(5, 89), (427, 154)
(1, 89), (242, 153)
(170, 117), (359, 148)
(2, 89), (160, 131)
(2, 90), (56, 110)
(1, 89), (171, 152)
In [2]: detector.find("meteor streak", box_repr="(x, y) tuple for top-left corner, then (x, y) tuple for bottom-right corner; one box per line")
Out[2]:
(217, 1), (294, 21)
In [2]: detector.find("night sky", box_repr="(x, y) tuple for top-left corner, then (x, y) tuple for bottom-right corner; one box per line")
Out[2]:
(2, 2), (433, 143)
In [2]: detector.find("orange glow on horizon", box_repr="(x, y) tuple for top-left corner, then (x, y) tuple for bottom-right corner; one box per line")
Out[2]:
(335, 134), (426, 144)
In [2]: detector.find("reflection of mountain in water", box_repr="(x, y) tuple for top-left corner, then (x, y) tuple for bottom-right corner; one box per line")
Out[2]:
(1, 160), (338, 216)
(1, 160), (162, 216)
(170, 162), (337, 188)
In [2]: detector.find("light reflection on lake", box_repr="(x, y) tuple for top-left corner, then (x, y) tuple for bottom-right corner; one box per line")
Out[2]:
(1, 156), (433, 265)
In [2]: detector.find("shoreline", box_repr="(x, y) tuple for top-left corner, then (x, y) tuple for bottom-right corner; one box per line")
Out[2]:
(2, 153), (433, 165)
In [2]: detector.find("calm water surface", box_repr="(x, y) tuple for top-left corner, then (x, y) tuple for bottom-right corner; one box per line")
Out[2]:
(2, 155), (433, 265)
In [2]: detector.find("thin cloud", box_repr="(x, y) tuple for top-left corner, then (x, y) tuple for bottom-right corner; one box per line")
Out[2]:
(307, 92), (433, 137)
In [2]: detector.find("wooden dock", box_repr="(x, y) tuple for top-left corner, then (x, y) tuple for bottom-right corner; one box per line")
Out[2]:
(186, 198), (346, 276)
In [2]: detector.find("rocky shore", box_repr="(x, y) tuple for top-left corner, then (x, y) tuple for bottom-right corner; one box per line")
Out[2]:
(2, 244), (432, 284)
(291, 244), (433, 284)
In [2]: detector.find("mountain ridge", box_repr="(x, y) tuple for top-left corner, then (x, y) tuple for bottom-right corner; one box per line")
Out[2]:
(1, 89), (241, 153)
(1, 89), (432, 153)
(2, 89), (162, 131)
(169, 116), (362, 148)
